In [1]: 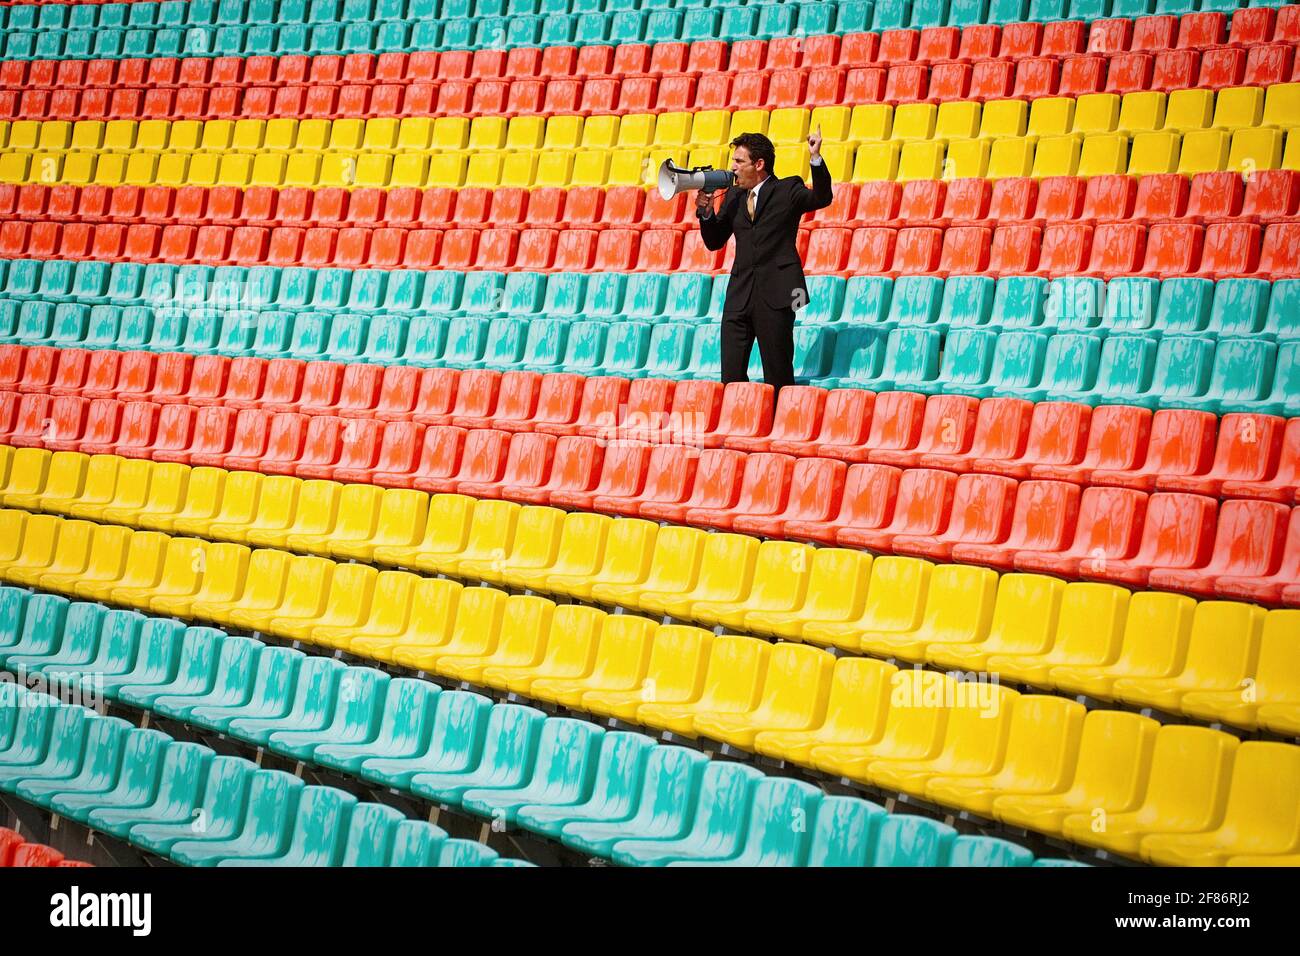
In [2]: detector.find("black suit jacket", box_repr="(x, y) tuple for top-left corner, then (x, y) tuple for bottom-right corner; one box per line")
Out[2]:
(698, 159), (834, 314)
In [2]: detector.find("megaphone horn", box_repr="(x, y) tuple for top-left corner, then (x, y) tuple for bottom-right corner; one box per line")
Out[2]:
(657, 159), (736, 201)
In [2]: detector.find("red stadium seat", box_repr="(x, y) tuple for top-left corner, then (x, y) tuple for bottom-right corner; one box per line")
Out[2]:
(1080, 492), (1219, 587)
(954, 479), (1081, 572)
(836, 467), (956, 552)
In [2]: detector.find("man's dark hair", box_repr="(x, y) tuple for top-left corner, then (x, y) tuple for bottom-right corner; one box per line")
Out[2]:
(730, 132), (776, 175)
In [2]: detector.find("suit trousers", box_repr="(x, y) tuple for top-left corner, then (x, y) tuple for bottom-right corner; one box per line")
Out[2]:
(720, 301), (796, 393)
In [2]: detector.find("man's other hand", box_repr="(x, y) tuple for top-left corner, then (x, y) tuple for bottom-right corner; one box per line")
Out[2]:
(807, 125), (823, 159)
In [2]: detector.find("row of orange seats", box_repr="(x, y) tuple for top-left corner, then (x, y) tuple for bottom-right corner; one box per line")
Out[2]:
(0, 828), (90, 868)
(3, 381), (1298, 606)
(4, 345), (1297, 501)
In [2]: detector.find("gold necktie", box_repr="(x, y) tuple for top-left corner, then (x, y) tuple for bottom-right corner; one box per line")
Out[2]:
(747, 189), (756, 221)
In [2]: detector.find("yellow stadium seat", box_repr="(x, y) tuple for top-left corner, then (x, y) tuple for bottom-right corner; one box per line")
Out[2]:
(238, 477), (327, 550)
(1028, 97), (1074, 137)
(216, 153), (252, 186)
(580, 114), (620, 149)
(5, 517), (91, 588)
(133, 119), (169, 151)
(0, 152), (30, 184)
(393, 118), (434, 152)
(607, 148), (651, 186)
(1111, 601), (1266, 714)
(637, 634), (768, 738)
(687, 145), (729, 171)
(635, 532), (759, 620)
(992, 710), (1159, 838)
(153, 466), (223, 536)
(751, 657), (896, 765)
(459, 505), (564, 585)
(124, 462), (192, 531)
(65, 457), (153, 523)
(277, 562), (379, 643)
(1163, 89), (1213, 132)
(281, 152), (321, 188)
(858, 563), (999, 662)
(103, 120), (138, 151)
(851, 141), (901, 182)
(768, 107), (811, 145)
(1180, 609), (1299, 729)
(30, 152), (65, 185)
(1030, 134), (1081, 178)
(727, 108), (769, 142)
(0, 448), (59, 510)
(414, 498), (520, 578)
(892, 103), (936, 143)
(774, 146), (810, 179)
(354, 153), (392, 188)
(1061, 726), (1237, 859)
(935, 101), (980, 142)
(349, 576), (463, 663)
(71, 121), (104, 151)
(745, 548), (872, 642)
(1049, 591), (1196, 700)
(864, 684), (1020, 799)
(650, 112), (691, 149)
(615, 113), (655, 148)
(544, 115), (584, 150)
(285, 483), (383, 556)
(987, 582), (1128, 689)
(528, 613), (657, 709)
(986, 136), (1035, 179)
(943, 138), (990, 179)
(1077, 133), (1129, 176)
(198, 119), (233, 152)
(923, 695), (1085, 816)
(188, 546), (291, 625)
(531, 150), (573, 188)
(0, 120), (10, 149)
(802, 555), (929, 652)
(227, 554), (333, 635)
(74, 528), (164, 603)
(388, 153), (431, 188)
(38, 522), (132, 597)
(431, 117), (469, 150)
(1283, 131), (1300, 172)
(569, 149), (612, 187)
(848, 104), (892, 143)
(581, 623), (714, 722)
(506, 511), (609, 594)
(45, 455), (116, 520)
(590, 524), (705, 609)
(310, 568), (420, 653)
(109, 535), (206, 611)
(1259, 700), (1300, 739)
(690, 540), (812, 632)
(8, 120), (41, 151)
(819, 142), (855, 182)
(1213, 86), (1265, 131)
(1228, 127), (1284, 173)
(62, 153), (97, 186)
(436, 593), (554, 684)
(1263, 82), (1300, 129)
(37, 121), (72, 151)
(151, 541), (250, 620)
(463, 151), (506, 188)
(123, 153), (158, 186)
(294, 119), (331, 152)
(166, 120), (202, 151)
(809, 669), (952, 779)
(691, 109), (734, 146)
(262, 118), (298, 152)
(1128, 131), (1180, 174)
(1072, 93), (1119, 134)
(504, 115), (544, 150)
(926, 573), (1065, 671)
(190, 470), (265, 541)
(485, 602), (604, 697)
(897, 140), (945, 181)
(91, 152), (127, 187)
(370, 494), (474, 570)
(231, 119), (266, 152)
(548, 517), (655, 603)
(358, 118), (398, 153)
(247, 152), (285, 187)
(691, 642), (835, 750)
(184, 152), (220, 186)
(329, 489), (428, 564)
(1117, 91), (1166, 133)
(318, 153), (360, 188)
(1178, 129), (1230, 175)
(809, 106), (851, 143)
(0, 509), (26, 568)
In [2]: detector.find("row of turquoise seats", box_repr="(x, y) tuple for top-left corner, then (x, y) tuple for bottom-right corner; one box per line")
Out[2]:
(0, 2), (870, 62)
(4, 295), (1296, 414)
(5, 258), (1299, 343)
(0, 587), (1083, 868)
(1, 0), (1280, 49)
(0, 688), (526, 867)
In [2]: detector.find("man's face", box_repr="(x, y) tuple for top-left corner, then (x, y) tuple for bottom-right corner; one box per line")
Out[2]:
(730, 146), (765, 190)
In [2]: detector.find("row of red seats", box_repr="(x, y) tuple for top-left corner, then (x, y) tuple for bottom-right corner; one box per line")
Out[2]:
(4, 383), (1297, 606)
(4, 173), (1295, 253)
(6, 209), (1299, 280)
(0, 828), (91, 868)
(5, 345), (1297, 504)
(8, 45), (1296, 122)
(8, 8), (1298, 97)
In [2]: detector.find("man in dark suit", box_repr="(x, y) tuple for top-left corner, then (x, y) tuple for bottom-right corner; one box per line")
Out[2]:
(696, 128), (833, 393)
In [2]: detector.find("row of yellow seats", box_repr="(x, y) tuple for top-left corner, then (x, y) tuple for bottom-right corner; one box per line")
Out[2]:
(1, 447), (1296, 738)
(1, 125), (1294, 191)
(4, 83), (1298, 160)
(2, 504), (1298, 866)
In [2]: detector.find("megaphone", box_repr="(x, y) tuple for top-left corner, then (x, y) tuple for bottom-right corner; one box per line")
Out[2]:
(657, 159), (735, 200)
